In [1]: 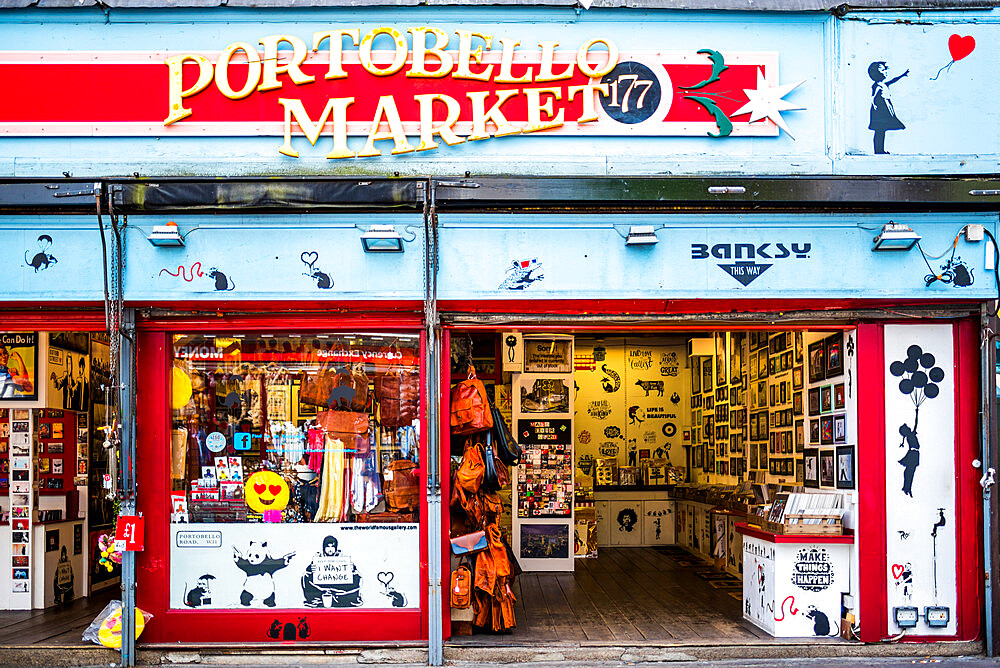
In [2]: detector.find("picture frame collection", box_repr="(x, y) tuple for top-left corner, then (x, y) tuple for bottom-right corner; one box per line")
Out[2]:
(690, 330), (855, 490)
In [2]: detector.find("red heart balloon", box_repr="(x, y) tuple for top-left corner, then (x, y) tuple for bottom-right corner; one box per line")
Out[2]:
(948, 34), (975, 62)
(268, 484), (283, 495)
(891, 563), (905, 579)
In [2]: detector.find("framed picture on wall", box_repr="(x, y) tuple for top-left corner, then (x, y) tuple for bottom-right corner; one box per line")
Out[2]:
(804, 448), (819, 488)
(820, 416), (834, 445)
(820, 385), (833, 413)
(808, 387), (820, 414)
(702, 357), (713, 393)
(795, 419), (805, 453)
(715, 333), (728, 387)
(808, 340), (826, 383)
(792, 365), (803, 390)
(834, 414), (847, 443)
(795, 331), (804, 363)
(793, 391), (803, 416)
(819, 449), (836, 487)
(834, 383), (846, 410)
(836, 445), (855, 489)
(825, 333), (844, 378)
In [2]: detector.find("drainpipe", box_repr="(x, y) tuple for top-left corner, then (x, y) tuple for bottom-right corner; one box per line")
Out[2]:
(982, 303), (997, 656)
(424, 180), (443, 666)
(120, 308), (138, 668)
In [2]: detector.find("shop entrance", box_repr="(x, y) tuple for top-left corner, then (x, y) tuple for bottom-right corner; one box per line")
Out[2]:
(446, 327), (859, 644)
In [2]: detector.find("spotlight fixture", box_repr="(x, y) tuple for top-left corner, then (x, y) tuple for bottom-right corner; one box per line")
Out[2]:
(872, 222), (920, 252)
(625, 225), (659, 246)
(147, 221), (184, 247)
(360, 225), (404, 253)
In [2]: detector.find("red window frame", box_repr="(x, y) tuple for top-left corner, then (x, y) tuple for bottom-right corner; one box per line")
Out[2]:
(134, 312), (430, 644)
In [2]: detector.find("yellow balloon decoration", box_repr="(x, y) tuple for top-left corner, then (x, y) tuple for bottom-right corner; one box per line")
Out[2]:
(170, 366), (193, 410)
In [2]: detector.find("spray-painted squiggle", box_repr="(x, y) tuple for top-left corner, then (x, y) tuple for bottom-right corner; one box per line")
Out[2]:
(159, 262), (204, 282)
(774, 595), (799, 621)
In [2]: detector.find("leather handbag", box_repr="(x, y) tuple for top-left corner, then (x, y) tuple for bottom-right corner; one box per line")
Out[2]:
(450, 561), (473, 609)
(384, 459), (419, 511)
(375, 367), (419, 427)
(331, 363), (370, 412)
(299, 358), (336, 407)
(450, 366), (493, 436)
(481, 440), (500, 493)
(450, 530), (487, 555)
(316, 410), (370, 455)
(487, 390), (521, 467)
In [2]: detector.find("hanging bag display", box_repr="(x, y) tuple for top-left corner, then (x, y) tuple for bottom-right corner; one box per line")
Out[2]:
(316, 410), (371, 455)
(481, 439), (500, 493)
(450, 366), (493, 436)
(384, 459), (419, 511)
(299, 348), (337, 407)
(330, 362), (370, 412)
(487, 390), (521, 467)
(374, 363), (419, 428)
(450, 561), (474, 609)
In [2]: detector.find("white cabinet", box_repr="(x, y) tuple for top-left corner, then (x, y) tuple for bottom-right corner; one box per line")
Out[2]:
(642, 500), (675, 545)
(595, 501), (612, 547)
(609, 501), (643, 545)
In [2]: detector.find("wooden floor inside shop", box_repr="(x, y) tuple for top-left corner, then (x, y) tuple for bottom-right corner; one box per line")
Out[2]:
(451, 546), (771, 645)
(0, 587), (116, 647)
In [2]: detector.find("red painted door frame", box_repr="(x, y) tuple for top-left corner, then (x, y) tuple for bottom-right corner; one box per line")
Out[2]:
(134, 313), (430, 644)
(856, 319), (982, 643)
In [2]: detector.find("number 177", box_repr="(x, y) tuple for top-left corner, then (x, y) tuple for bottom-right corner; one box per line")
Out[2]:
(607, 75), (653, 114)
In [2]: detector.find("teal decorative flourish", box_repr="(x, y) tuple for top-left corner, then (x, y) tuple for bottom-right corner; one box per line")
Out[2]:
(683, 95), (733, 138)
(678, 49), (729, 90)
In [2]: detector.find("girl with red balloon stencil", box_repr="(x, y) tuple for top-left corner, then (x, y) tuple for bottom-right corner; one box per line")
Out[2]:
(889, 345), (946, 498)
(867, 61), (909, 155)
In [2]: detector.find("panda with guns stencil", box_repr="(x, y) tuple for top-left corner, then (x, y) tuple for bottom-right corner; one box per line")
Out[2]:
(234, 541), (295, 607)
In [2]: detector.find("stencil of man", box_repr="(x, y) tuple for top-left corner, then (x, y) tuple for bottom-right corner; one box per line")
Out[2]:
(895, 562), (913, 603)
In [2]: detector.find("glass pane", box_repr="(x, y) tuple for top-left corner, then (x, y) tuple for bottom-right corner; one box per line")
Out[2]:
(168, 333), (421, 610)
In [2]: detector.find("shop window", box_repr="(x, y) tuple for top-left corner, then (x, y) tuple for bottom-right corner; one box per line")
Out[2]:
(168, 333), (421, 611)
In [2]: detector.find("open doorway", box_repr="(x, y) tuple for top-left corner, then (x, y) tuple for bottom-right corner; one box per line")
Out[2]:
(447, 328), (859, 644)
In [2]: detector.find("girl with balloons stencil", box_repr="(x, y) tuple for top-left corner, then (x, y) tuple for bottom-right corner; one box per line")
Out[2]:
(889, 344), (946, 497)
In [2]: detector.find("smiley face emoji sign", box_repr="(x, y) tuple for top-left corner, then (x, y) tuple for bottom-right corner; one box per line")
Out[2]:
(244, 471), (290, 513)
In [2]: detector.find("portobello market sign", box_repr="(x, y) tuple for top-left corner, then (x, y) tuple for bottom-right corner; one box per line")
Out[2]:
(0, 28), (802, 159)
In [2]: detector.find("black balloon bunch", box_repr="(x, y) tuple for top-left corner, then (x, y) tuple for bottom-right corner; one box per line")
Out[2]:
(889, 344), (945, 408)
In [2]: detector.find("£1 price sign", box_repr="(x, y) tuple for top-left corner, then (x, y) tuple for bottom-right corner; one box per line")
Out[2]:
(114, 516), (145, 551)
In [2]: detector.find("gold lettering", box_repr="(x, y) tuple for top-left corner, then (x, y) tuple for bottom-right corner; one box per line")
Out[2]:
(214, 42), (262, 100)
(357, 95), (415, 157)
(277, 97), (354, 159)
(164, 54), (213, 126)
(466, 89), (521, 141)
(359, 27), (407, 76)
(454, 30), (494, 82)
(312, 28), (360, 80)
(536, 41), (574, 82)
(568, 80), (610, 123)
(258, 34), (315, 92)
(407, 27), (454, 78)
(576, 37), (618, 78)
(522, 86), (564, 133)
(495, 38), (532, 84)
(414, 93), (465, 151)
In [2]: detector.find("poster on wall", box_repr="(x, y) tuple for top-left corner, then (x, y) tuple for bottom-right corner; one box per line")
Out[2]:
(47, 345), (89, 412)
(0, 333), (38, 401)
(169, 523), (420, 610)
(524, 339), (572, 374)
(883, 324), (957, 635)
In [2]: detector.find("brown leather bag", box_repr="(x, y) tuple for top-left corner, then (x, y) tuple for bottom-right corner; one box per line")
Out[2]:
(317, 410), (370, 455)
(384, 459), (419, 511)
(450, 367), (493, 436)
(450, 562), (473, 609)
(299, 357), (336, 407)
(375, 368), (419, 427)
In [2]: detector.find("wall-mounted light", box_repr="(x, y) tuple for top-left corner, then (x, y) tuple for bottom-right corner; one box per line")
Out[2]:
(625, 225), (660, 246)
(872, 222), (920, 252)
(360, 225), (405, 253)
(147, 221), (184, 247)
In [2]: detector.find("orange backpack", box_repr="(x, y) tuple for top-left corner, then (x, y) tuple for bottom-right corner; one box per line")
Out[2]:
(450, 562), (472, 609)
(450, 366), (493, 436)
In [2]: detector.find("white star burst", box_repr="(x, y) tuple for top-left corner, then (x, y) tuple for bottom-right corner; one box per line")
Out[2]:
(730, 68), (806, 139)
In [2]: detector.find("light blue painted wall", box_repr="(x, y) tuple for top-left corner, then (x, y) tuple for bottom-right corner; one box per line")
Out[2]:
(2, 212), (995, 301)
(1, 214), (425, 301)
(437, 212), (999, 300)
(0, 7), (998, 177)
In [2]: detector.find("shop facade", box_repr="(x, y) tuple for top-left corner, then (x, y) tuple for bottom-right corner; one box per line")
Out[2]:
(0, 0), (999, 662)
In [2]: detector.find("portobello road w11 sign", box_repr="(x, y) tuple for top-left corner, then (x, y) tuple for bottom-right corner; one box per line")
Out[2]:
(0, 27), (805, 159)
